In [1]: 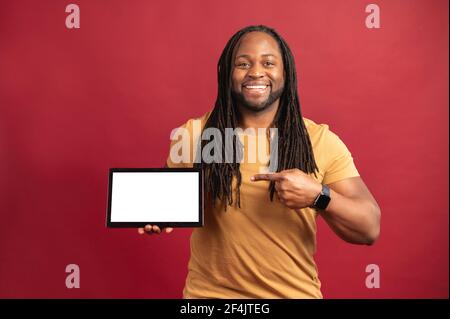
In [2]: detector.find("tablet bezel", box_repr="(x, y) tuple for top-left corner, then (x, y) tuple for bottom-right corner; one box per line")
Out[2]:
(106, 168), (203, 228)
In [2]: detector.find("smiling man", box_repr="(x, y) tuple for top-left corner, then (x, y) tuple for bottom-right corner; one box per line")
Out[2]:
(139, 25), (381, 299)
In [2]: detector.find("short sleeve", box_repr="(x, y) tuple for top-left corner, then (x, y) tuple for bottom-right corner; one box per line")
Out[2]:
(165, 113), (211, 168)
(166, 119), (195, 168)
(321, 129), (360, 185)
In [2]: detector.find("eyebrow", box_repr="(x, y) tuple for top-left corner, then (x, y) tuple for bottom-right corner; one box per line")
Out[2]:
(235, 54), (278, 59)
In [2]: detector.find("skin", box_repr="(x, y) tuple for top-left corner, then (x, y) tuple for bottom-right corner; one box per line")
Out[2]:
(231, 31), (285, 130)
(140, 31), (381, 245)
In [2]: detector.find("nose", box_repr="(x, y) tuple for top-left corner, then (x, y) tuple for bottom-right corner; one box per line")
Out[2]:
(247, 64), (265, 78)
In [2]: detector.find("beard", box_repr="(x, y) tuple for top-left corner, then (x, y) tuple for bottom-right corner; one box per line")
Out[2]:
(231, 85), (284, 113)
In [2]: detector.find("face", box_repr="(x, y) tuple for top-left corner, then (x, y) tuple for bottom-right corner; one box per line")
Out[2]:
(231, 31), (285, 113)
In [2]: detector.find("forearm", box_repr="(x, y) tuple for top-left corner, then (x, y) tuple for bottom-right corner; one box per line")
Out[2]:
(318, 188), (381, 245)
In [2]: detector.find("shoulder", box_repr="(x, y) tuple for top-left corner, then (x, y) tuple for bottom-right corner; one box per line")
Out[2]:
(303, 117), (332, 145)
(303, 116), (354, 163)
(302, 117), (359, 183)
(174, 111), (212, 132)
(166, 111), (212, 168)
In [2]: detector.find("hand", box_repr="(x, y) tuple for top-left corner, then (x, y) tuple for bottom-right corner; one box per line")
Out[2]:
(138, 224), (174, 235)
(251, 168), (323, 209)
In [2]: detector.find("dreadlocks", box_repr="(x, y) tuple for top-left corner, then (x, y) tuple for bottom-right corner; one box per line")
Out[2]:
(194, 25), (318, 208)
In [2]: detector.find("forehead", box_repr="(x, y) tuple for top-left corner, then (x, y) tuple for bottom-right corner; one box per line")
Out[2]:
(233, 31), (281, 58)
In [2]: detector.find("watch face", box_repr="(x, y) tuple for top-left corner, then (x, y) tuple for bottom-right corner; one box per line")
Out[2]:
(315, 194), (331, 210)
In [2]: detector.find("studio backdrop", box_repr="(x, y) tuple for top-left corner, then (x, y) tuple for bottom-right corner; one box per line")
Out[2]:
(0, 0), (448, 298)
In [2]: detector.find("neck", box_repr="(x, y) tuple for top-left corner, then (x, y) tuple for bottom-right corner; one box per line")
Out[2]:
(237, 100), (279, 130)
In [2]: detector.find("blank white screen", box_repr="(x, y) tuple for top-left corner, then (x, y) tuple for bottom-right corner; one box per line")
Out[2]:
(110, 172), (199, 222)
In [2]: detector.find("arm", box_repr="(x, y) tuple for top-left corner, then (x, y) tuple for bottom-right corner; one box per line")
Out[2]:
(251, 170), (381, 245)
(319, 176), (381, 245)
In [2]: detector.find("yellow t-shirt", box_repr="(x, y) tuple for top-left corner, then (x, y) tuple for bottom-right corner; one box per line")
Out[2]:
(166, 111), (360, 298)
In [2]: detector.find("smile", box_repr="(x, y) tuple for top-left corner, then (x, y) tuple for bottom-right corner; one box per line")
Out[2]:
(243, 85), (270, 94)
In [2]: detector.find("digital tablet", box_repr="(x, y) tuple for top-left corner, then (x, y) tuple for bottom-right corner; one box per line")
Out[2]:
(106, 168), (203, 228)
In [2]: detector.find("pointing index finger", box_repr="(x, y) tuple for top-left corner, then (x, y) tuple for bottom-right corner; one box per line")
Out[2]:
(251, 173), (284, 182)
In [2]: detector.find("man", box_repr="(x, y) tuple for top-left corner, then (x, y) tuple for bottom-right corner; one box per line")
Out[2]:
(138, 25), (381, 298)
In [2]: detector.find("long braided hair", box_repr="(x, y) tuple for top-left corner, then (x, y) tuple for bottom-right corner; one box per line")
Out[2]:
(194, 25), (318, 208)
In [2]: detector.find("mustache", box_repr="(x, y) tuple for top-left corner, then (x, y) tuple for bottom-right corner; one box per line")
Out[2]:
(231, 86), (284, 113)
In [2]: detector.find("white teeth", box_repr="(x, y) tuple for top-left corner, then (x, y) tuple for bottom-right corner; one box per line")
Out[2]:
(245, 85), (267, 89)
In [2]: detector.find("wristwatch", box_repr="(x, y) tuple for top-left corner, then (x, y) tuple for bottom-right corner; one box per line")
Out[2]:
(312, 184), (331, 210)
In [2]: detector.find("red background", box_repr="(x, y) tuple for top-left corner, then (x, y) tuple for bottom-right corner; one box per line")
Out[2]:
(0, 0), (448, 298)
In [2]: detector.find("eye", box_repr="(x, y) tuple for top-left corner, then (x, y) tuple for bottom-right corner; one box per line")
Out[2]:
(264, 61), (275, 67)
(236, 62), (250, 68)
